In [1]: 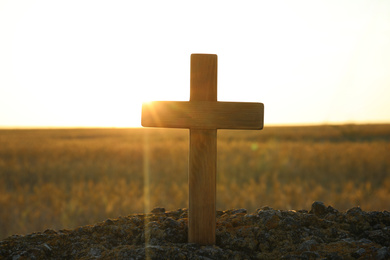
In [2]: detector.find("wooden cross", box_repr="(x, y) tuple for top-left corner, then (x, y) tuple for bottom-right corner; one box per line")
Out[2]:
(141, 54), (264, 245)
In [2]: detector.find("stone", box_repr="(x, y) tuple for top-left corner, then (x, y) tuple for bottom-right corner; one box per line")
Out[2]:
(298, 239), (318, 251)
(151, 207), (165, 214)
(1, 204), (390, 259)
(351, 248), (365, 258)
(376, 247), (390, 260)
(309, 201), (327, 217)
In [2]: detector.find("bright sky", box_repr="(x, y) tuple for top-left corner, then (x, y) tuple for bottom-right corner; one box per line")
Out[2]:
(1, 0), (389, 128)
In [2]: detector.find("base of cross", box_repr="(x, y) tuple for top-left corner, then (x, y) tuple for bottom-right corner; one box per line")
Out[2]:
(142, 54), (264, 245)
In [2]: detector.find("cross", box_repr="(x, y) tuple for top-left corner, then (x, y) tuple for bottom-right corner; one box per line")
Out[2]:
(141, 54), (264, 245)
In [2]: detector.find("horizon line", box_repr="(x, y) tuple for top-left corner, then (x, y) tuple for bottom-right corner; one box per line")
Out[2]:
(1, 121), (390, 130)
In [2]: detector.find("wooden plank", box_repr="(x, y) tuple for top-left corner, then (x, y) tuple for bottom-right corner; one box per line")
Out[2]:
(190, 54), (217, 102)
(189, 128), (216, 245)
(188, 53), (217, 245)
(141, 101), (264, 130)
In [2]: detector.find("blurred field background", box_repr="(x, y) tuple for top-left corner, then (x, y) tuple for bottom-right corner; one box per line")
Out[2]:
(0, 124), (389, 239)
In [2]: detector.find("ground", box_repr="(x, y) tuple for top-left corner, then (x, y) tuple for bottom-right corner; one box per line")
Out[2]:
(1, 202), (389, 259)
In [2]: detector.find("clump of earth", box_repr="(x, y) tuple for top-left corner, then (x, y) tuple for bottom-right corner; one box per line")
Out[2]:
(1, 202), (389, 259)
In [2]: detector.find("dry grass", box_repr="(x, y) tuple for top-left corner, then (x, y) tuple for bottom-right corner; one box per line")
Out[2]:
(0, 124), (389, 239)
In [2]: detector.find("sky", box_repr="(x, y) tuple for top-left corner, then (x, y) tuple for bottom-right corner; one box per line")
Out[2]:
(1, 0), (390, 128)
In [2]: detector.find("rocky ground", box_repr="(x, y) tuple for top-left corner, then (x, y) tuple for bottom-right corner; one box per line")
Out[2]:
(0, 202), (389, 259)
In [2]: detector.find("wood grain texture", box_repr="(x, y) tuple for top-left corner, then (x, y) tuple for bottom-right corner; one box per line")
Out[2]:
(188, 54), (217, 245)
(141, 101), (264, 130)
(189, 129), (216, 245)
(190, 54), (217, 102)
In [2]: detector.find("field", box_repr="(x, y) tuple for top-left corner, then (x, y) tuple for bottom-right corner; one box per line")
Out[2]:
(0, 124), (389, 240)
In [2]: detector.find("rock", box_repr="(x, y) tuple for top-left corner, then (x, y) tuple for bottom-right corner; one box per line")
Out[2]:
(310, 201), (327, 217)
(1, 204), (389, 259)
(351, 248), (365, 258)
(151, 207), (165, 214)
(376, 247), (390, 260)
(265, 214), (280, 230)
(298, 239), (318, 251)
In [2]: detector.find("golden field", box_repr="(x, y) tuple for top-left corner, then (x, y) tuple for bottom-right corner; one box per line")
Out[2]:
(0, 124), (389, 239)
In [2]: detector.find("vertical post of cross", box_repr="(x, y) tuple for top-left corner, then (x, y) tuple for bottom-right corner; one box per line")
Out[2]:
(188, 54), (217, 245)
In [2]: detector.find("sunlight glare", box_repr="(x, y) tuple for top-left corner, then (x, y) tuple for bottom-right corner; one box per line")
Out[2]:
(1, 1), (390, 127)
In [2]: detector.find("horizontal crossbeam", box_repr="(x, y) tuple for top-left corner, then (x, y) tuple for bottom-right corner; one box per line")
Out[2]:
(142, 101), (264, 130)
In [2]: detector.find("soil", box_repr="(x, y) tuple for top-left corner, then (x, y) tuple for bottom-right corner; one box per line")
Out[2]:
(1, 202), (389, 259)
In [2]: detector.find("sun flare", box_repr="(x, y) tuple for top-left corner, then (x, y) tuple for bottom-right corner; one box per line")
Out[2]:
(1, 1), (390, 127)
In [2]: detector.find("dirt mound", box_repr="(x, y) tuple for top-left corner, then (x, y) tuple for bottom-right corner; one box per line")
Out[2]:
(1, 202), (389, 259)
